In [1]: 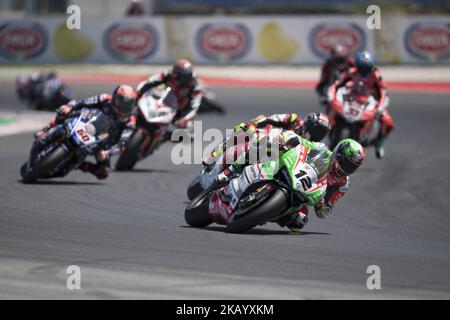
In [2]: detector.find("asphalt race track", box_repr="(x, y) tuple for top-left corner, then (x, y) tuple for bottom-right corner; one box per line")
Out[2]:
(1, 80), (450, 299)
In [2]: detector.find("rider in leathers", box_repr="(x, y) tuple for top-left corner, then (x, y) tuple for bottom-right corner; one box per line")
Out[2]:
(136, 59), (204, 136)
(33, 84), (138, 179)
(327, 51), (394, 159)
(316, 45), (355, 106)
(203, 112), (331, 168)
(210, 130), (365, 233)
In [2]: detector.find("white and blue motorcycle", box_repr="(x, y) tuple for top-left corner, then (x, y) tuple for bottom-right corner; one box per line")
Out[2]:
(20, 108), (114, 183)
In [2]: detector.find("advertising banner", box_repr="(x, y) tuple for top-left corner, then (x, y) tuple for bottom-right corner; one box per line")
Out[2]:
(0, 15), (448, 65)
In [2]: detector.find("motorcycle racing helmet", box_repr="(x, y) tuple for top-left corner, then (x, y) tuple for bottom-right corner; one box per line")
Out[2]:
(355, 51), (375, 78)
(112, 84), (137, 119)
(330, 45), (348, 66)
(332, 138), (365, 177)
(302, 112), (331, 142)
(172, 59), (194, 86)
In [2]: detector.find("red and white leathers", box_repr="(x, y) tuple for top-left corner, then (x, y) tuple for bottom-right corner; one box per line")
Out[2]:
(316, 56), (356, 100)
(280, 173), (350, 232)
(137, 70), (204, 131)
(206, 113), (302, 162)
(328, 67), (395, 138)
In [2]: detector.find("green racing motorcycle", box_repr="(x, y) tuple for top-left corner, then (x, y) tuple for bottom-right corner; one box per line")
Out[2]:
(185, 137), (332, 234)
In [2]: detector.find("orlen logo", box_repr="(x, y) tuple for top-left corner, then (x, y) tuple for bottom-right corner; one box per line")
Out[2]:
(103, 23), (159, 61)
(196, 23), (252, 61)
(309, 23), (366, 58)
(0, 22), (47, 60)
(405, 23), (450, 61)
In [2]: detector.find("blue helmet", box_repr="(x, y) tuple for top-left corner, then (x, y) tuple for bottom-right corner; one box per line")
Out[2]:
(355, 51), (374, 78)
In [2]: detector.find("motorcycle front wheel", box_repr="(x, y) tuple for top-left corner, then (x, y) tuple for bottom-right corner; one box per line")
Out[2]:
(187, 176), (203, 201)
(21, 145), (67, 183)
(226, 188), (289, 234)
(185, 189), (213, 228)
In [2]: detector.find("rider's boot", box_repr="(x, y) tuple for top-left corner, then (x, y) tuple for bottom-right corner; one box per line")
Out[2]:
(375, 134), (386, 159)
(79, 161), (109, 180)
(277, 206), (309, 233)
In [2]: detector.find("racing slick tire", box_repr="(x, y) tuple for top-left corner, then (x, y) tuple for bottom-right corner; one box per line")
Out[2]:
(185, 190), (213, 228)
(187, 176), (203, 201)
(115, 130), (145, 171)
(226, 188), (289, 234)
(21, 145), (67, 183)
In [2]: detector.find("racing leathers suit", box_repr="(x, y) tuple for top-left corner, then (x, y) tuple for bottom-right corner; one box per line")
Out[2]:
(210, 131), (350, 233)
(203, 113), (303, 167)
(136, 70), (204, 133)
(35, 94), (136, 179)
(328, 67), (394, 153)
(316, 56), (355, 104)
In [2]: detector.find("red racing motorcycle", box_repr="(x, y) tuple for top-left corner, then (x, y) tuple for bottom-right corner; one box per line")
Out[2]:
(115, 88), (177, 171)
(328, 81), (380, 149)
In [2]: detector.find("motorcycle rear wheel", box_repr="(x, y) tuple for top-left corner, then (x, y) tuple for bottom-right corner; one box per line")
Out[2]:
(115, 130), (145, 171)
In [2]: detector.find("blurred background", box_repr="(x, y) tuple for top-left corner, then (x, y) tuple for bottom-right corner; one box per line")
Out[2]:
(1, 0), (450, 16)
(0, 0), (448, 65)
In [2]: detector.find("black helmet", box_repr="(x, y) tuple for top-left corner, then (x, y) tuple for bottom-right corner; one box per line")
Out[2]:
(330, 45), (348, 65)
(355, 51), (375, 78)
(332, 139), (365, 177)
(302, 112), (331, 142)
(112, 84), (137, 118)
(172, 59), (194, 86)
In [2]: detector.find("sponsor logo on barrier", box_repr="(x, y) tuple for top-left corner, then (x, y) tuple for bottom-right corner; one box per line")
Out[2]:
(404, 23), (450, 61)
(196, 23), (252, 61)
(103, 22), (159, 61)
(0, 21), (47, 60)
(309, 23), (366, 58)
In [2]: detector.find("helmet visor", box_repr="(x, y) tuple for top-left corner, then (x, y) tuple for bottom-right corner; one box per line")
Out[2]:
(175, 73), (192, 86)
(357, 65), (372, 77)
(114, 95), (134, 115)
(338, 158), (359, 175)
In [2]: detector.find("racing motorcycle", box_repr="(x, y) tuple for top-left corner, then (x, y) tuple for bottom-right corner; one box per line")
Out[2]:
(186, 125), (284, 200)
(115, 88), (177, 171)
(328, 81), (379, 149)
(20, 108), (114, 183)
(16, 74), (74, 111)
(185, 141), (329, 234)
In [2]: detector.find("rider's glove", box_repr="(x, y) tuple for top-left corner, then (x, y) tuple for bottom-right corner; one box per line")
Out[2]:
(216, 166), (234, 183)
(315, 199), (331, 219)
(96, 150), (110, 162)
(56, 105), (72, 117)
